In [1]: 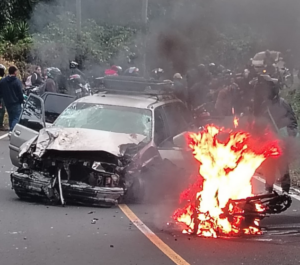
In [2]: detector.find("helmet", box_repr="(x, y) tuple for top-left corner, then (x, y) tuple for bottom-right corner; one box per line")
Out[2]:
(114, 66), (123, 74)
(46, 67), (61, 79)
(151, 68), (164, 80)
(173, 73), (182, 80)
(0, 64), (6, 70)
(197, 64), (207, 76)
(243, 69), (250, 79)
(208, 63), (217, 75)
(69, 61), (79, 69)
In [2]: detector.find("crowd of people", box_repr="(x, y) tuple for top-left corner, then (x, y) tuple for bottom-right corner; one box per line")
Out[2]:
(105, 55), (298, 195)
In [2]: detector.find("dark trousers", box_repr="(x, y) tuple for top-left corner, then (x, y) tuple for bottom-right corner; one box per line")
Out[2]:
(0, 99), (5, 126)
(7, 104), (22, 132)
(261, 156), (291, 193)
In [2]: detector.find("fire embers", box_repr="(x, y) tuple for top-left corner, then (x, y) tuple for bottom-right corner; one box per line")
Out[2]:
(173, 124), (280, 238)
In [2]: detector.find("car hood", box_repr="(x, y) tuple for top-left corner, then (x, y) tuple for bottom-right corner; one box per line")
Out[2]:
(19, 127), (147, 158)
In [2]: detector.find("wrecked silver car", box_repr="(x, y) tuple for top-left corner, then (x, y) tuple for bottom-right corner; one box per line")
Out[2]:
(10, 77), (195, 207)
(12, 127), (149, 207)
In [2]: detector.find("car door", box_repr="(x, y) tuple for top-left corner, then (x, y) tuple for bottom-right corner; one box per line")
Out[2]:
(155, 102), (193, 170)
(9, 93), (76, 166)
(9, 94), (45, 166)
(42, 93), (76, 124)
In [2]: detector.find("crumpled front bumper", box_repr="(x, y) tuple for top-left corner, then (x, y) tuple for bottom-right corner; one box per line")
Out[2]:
(11, 171), (124, 207)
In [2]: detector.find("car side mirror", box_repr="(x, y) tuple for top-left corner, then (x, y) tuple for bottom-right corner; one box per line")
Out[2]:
(28, 119), (44, 131)
(173, 132), (188, 149)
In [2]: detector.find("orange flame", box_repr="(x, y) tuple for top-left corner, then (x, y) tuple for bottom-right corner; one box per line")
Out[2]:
(173, 124), (280, 238)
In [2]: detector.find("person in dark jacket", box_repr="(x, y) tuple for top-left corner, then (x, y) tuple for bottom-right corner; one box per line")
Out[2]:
(254, 75), (298, 194)
(0, 64), (8, 131)
(173, 73), (188, 104)
(31, 66), (44, 86)
(43, 67), (61, 93)
(189, 64), (212, 110)
(0, 66), (24, 132)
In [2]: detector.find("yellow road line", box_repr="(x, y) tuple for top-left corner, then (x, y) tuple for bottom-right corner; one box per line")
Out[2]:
(119, 204), (190, 265)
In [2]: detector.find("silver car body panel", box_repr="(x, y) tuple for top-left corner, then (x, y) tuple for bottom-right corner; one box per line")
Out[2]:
(19, 127), (146, 158)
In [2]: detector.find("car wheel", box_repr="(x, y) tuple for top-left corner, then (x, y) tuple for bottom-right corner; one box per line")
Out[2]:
(125, 177), (145, 203)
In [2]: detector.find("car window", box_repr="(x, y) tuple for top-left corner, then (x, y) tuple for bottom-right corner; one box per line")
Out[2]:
(154, 106), (168, 146)
(177, 103), (193, 125)
(163, 102), (190, 137)
(54, 102), (152, 142)
(43, 93), (76, 124)
(19, 95), (44, 131)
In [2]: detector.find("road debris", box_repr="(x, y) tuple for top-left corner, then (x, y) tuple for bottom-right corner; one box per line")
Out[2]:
(91, 218), (99, 224)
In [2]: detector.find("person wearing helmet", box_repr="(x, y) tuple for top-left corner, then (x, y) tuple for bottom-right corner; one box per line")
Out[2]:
(208, 63), (218, 77)
(151, 68), (164, 81)
(0, 64), (8, 131)
(115, 66), (123, 75)
(254, 74), (297, 194)
(173, 73), (188, 104)
(44, 67), (61, 93)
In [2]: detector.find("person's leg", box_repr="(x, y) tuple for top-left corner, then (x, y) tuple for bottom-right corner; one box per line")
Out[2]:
(6, 107), (14, 131)
(0, 99), (5, 128)
(10, 105), (22, 131)
(7, 105), (22, 132)
(278, 156), (291, 193)
(261, 157), (277, 193)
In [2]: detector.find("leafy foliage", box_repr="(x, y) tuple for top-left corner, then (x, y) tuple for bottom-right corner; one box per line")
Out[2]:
(2, 22), (30, 44)
(31, 13), (136, 68)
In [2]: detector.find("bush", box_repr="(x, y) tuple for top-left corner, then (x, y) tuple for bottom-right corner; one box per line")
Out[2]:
(31, 13), (137, 69)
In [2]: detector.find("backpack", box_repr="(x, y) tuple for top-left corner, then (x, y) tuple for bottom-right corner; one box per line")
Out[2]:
(25, 75), (32, 87)
(25, 73), (37, 87)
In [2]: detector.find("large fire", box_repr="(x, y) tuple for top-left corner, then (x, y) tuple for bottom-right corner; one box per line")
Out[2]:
(173, 123), (280, 238)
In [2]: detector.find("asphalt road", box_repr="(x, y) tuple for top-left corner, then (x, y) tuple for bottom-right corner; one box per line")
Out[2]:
(1, 135), (300, 265)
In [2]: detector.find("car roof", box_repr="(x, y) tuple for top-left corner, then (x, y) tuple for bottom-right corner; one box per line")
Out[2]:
(74, 93), (181, 109)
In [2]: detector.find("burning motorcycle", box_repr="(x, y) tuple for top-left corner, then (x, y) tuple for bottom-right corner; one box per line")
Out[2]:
(172, 121), (292, 238)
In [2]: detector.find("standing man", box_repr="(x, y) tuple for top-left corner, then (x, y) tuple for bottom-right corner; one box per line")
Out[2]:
(173, 73), (188, 104)
(0, 66), (24, 132)
(0, 64), (8, 131)
(253, 74), (298, 194)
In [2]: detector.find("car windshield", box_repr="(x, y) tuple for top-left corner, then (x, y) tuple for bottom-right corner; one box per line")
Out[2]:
(54, 102), (152, 142)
